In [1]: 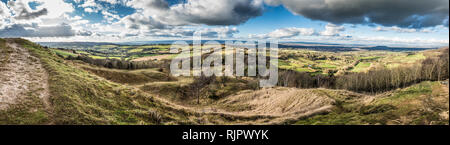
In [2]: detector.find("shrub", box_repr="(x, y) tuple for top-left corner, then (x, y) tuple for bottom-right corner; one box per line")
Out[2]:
(149, 110), (162, 124)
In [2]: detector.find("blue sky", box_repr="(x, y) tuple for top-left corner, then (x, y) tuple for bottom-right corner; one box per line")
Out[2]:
(0, 0), (448, 47)
(237, 5), (326, 35)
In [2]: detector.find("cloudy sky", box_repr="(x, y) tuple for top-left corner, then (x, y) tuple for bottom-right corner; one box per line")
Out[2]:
(0, 0), (448, 47)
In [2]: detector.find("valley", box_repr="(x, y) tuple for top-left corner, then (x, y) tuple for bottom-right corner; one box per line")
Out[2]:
(0, 38), (448, 125)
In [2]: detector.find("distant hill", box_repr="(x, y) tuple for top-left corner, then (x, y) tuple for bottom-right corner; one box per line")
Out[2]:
(362, 46), (435, 51)
(37, 41), (438, 52)
(37, 42), (117, 49)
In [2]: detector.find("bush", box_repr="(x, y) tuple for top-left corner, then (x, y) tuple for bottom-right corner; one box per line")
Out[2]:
(149, 110), (162, 124)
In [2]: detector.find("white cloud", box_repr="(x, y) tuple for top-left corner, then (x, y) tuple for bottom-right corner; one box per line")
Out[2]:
(3, 0), (74, 21)
(0, 0), (89, 38)
(250, 27), (315, 39)
(98, 0), (119, 5)
(102, 10), (121, 23)
(0, 2), (10, 28)
(79, 0), (105, 13)
(84, 7), (95, 13)
(376, 26), (416, 33)
(80, 0), (97, 8)
(352, 36), (449, 47)
(7, 0), (47, 20)
(248, 24), (350, 40)
(0, 23), (77, 37)
(249, 24), (351, 40)
(0, 1), (9, 16)
(375, 26), (439, 33)
(1, 0), (77, 34)
(320, 23), (345, 36)
(121, 13), (168, 30)
(33, 0), (74, 19)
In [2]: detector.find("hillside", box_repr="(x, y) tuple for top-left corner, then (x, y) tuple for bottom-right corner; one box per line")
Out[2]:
(0, 38), (448, 125)
(0, 38), (344, 124)
(0, 38), (193, 124)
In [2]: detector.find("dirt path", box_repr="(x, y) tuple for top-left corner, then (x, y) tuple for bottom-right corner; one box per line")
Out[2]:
(439, 80), (449, 121)
(0, 41), (51, 110)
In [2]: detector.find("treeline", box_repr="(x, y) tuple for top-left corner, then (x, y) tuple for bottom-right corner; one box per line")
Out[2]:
(279, 51), (340, 61)
(278, 48), (449, 93)
(67, 55), (169, 70)
(278, 70), (336, 89)
(164, 74), (259, 104)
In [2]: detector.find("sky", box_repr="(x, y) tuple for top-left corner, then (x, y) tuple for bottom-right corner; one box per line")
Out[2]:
(0, 0), (449, 47)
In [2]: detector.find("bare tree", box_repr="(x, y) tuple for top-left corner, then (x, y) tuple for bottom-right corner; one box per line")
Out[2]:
(190, 73), (215, 104)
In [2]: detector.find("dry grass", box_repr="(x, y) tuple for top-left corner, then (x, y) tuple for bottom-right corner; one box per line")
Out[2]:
(77, 63), (177, 85)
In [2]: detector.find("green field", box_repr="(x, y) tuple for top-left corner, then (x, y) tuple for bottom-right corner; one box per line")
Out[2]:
(51, 49), (77, 58)
(352, 62), (371, 72)
(60, 44), (436, 76)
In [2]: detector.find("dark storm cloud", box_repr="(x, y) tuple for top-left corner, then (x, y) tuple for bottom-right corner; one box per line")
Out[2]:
(147, 0), (170, 10)
(183, 0), (264, 25)
(7, 0), (48, 20)
(123, 13), (169, 29)
(15, 8), (47, 20)
(266, 0), (449, 28)
(127, 0), (264, 28)
(0, 23), (77, 37)
(142, 27), (239, 38)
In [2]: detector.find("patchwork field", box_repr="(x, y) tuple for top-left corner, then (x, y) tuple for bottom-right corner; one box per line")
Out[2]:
(279, 49), (429, 75)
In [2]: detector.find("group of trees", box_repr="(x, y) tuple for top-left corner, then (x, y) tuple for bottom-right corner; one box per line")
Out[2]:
(279, 51), (340, 61)
(278, 48), (449, 93)
(183, 74), (261, 104)
(278, 70), (336, 89)
(338, 49), (449, 93)
(189, 74), (216, 104)
(68, 55), (169, 70)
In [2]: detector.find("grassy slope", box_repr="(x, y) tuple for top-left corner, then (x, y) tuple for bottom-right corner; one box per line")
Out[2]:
(351, 62), (371, 72)
(0, 39), (192, 125)
(295, 81), (449, 125)
(51, 49), (77, 58)
(79, 64), (176, 85)
(0, 39), (8, 67)
(0, 39), (50, 124)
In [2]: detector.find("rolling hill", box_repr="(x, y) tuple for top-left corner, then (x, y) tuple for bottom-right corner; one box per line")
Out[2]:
(0, 38), (448, 125)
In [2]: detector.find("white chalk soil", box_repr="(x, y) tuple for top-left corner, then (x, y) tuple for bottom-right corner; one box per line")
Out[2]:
(0, 41), (50, 110)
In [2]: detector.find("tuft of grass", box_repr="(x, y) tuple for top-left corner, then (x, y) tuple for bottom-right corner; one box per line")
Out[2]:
(0, 95), (50, 124)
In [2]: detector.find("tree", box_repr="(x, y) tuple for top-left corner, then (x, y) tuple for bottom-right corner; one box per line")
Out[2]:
(190, 73), (215, 104)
